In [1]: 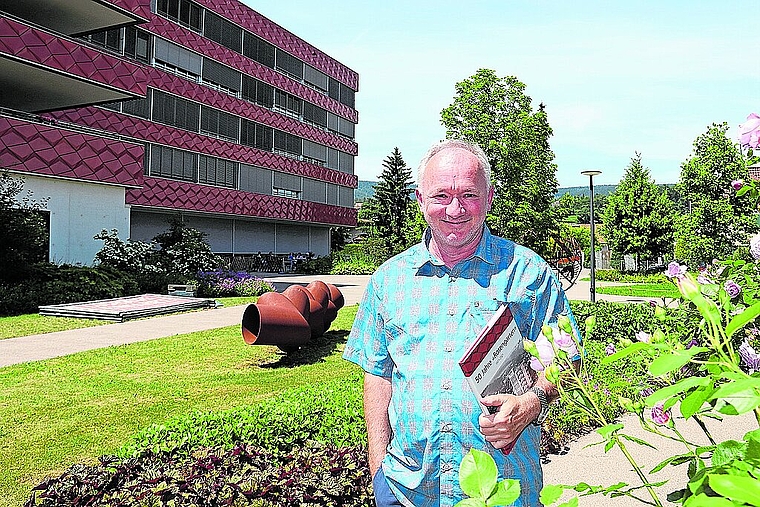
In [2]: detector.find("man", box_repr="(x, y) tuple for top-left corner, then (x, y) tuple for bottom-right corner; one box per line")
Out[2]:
(343, 139), (581, 506)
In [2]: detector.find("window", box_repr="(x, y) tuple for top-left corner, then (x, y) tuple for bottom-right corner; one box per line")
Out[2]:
(204, 11), (242, 52)
(304, 65), (329, 92)
(303, 140), (327, 166)
(273, 171), (302, 199)
(338, 151), (354, 173)
(243, 32), (275, 68)
(274, 89), (302, 117)
(157, 0), (202, 32)
(201, 106), (239, 142)
(275, 49), (303, 79)
(241, 120), (273, 151)
(274, 130), (302, 157)
(154, 38), (202, 77)
(199, 155), (237, 188)
(152, 90), (200, 132)
(303, 102), (328, 128)
(124, 26), (151, 63)
(84, 28), (121, 52)
(302, 177), (327, 203)
(241, 76), (273, 108)
(339, 83), (356, 108)
(337, 117), (355, 138)
(150, 144), (197, 182)
(239, 164), (272, 194)
(201, 58), (241, 94)
(122, 92), (151, 119)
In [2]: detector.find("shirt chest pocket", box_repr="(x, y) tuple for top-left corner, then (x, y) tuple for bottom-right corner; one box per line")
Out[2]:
(467, 299), (506, 332)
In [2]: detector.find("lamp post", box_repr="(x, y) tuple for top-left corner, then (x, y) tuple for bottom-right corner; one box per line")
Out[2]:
(581, 170), (602, 303)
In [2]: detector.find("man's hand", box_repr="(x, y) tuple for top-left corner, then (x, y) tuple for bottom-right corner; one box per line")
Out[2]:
(478, 392), (541, 453)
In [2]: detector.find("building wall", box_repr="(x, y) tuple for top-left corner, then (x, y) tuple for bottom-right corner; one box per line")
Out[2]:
(17, 174), (131, 265)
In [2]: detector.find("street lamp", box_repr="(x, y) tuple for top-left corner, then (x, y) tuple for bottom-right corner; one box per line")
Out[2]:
(581, 170), (602, 303)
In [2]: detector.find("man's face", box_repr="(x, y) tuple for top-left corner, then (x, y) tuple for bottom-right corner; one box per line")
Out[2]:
(416, 148), (493, 251)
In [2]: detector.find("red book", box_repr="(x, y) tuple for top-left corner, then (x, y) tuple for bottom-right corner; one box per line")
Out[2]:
(459, 304), (537, 416)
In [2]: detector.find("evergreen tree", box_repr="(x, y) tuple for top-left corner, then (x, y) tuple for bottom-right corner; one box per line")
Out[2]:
(0, 170), (48, 282)
(440, 69), (560, 257)
(365, 148), (415, 254)
(674, 123), (757, 266)
(602, 153), (675, 271)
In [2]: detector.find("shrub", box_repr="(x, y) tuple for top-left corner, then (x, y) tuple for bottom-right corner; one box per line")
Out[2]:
(594, 269), (668, 283)
(120, 372), (365, 459)
(0, 264), (141, 316)
(26, 442), (372, 507)
(196, 270), (276, 298)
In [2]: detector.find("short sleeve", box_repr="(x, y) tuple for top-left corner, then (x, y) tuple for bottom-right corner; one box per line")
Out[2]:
(342, 274), (393, 377)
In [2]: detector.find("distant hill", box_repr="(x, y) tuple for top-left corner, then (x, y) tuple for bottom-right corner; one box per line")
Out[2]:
(355, 181), (618, 201)
(555, 185), (618, 198)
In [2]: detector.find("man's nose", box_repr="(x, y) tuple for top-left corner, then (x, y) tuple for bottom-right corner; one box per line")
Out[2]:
(446, 197), (465, 216)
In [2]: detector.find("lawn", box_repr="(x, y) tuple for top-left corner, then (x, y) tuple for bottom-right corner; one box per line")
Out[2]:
(595, 282), (681, 299)
(0, 305), (359, 507)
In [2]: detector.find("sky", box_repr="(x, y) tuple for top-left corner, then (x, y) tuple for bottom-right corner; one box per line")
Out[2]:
(243, 1), (759, 188)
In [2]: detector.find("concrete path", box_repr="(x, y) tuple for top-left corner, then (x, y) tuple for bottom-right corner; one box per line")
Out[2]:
(0, 271), (645, 368)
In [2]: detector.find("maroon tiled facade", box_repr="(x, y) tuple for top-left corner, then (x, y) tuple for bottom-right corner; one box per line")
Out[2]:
(0, 116), (144, 187)
(0, 17), (147, 97)
(193, 0), (359, 90)
(128, 177), (357, 226)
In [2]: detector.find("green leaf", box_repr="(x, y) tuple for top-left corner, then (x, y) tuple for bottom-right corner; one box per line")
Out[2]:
(557, 498), (579, 507)
(454, 499), (486, 507)
(711, 440), (746, 467)
(648, 350), (695, 376)
(600, 342), (651, 364)
(539, 484), (565, 506)
(646, 377), (711, 405)
(459, 449), (498, 500)
(486, 479), (520, 506)
(620, 433), (657, 449)
(711, 379), (760, 415)
(650, 452), (696, 473)
(725, 300), (760, 338)
(707, 474), (760, 504)
(680, 385), (713, 419)
(595, 423), (624, 440)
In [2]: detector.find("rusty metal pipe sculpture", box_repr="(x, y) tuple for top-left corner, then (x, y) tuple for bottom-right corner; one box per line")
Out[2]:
(241, 281), (344, 352)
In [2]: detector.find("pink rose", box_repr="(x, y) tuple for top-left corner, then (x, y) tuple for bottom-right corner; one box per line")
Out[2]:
(739, 113), (760, 149)
(529, 333), (555, 372)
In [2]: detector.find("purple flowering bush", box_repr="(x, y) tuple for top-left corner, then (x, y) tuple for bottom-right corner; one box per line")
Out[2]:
(196, 269), (275, 298)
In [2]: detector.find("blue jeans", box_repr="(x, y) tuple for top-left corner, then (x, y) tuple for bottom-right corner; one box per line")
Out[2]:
(373, 467), (402, 507)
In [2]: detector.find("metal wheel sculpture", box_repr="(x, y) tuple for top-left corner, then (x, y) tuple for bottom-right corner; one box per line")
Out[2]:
(547, 236), (583, 291)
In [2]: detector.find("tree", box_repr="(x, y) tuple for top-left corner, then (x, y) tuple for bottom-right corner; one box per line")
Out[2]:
(555, 193), (609, 225)
(152, 215), (222, 279)
(440, 69), (560, 257)
(362, 148), (415, 255)
(602, 153), (674, 271)
(0, 170), (49, 282)
(674, 122), (757, 266)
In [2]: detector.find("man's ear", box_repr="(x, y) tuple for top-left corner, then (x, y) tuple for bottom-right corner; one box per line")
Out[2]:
(487, 186), (494, 210)
(415, 189), (423, 207)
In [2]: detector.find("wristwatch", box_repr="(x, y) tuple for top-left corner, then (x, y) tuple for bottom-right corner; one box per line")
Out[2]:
(529, 386), (549, 426)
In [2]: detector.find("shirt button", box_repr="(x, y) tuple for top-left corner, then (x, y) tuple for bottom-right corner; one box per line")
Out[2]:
(442, 423), (453, 432)
(447, 309), (455, 316)
(444, 345), (452, 352)
(441, 381), (451, 390)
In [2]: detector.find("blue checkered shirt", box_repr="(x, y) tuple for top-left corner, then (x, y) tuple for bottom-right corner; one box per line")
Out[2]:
(343, 227), (580, 507)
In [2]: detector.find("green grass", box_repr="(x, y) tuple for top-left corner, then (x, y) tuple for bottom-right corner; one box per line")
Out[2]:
(0, 297), (253, 340)
(0, 305), (359, 507)
(595, 282), (681, 299)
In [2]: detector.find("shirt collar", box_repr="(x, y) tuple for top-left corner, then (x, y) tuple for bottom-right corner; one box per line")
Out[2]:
(414, 225), (496, 274)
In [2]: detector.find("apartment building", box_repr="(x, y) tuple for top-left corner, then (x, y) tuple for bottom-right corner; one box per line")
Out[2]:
(0, 0), (358, 265)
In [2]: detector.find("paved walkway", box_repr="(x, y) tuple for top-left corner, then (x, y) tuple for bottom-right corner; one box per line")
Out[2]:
(3, 271), (755, 506)
(0, 271), (631, 368)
